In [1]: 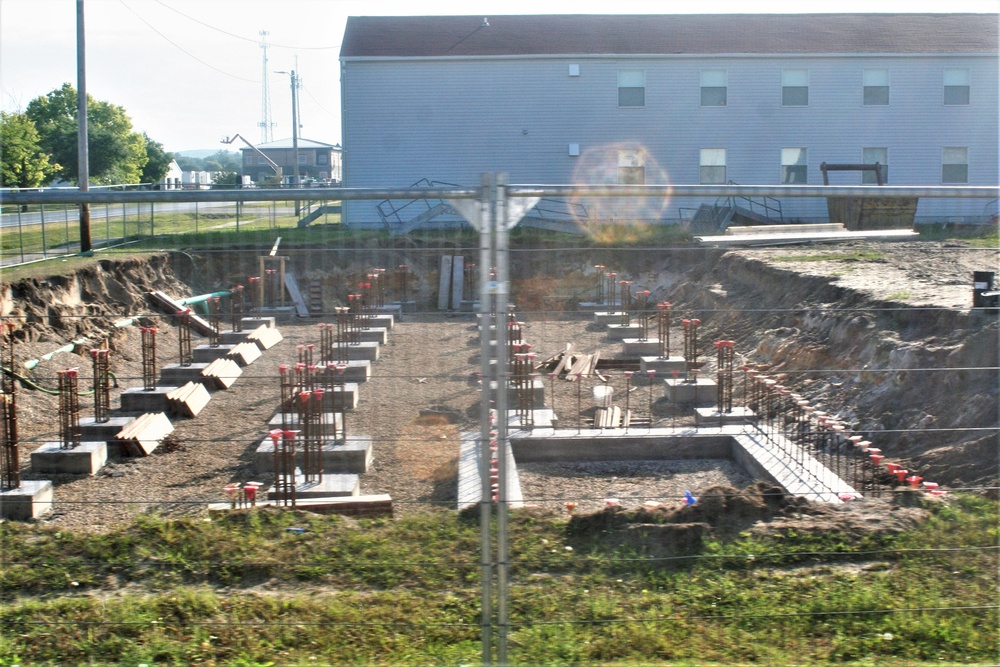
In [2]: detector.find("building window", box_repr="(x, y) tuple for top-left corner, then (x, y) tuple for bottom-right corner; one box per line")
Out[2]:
(298, 154), (308, 165)
(782, 69), (808, 106)
(944, 68), (970, 105)
(700, 148), (727, 184)
(618, 70), (645, 107)
(862, 147), (888, 184)
(700, 70), (727, 107)
(618, 149), (645, 184)
(781, 148), (807, 184)
(317, 153), (329, 166)
(942, 147), (968, 184)
(863, 69), (889, 106)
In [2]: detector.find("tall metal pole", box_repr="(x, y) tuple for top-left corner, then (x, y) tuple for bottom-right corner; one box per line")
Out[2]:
(494, 174), (511, 667)
(291, 70), (300, 215)
(476, 174), (494, 666)
(76, 0), (92, 253)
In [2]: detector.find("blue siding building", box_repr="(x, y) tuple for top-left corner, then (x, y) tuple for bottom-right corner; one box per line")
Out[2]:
(339, 14), (998, 227)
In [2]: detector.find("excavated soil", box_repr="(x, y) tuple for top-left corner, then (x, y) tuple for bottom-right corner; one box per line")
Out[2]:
(0, 240), (996, 536)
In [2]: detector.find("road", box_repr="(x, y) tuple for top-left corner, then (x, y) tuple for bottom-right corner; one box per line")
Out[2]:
(1, 200), (236, 228)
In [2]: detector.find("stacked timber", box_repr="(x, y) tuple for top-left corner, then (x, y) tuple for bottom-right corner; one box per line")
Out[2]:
(593, 407), (632, 429)
(535, 344), (607, 381)
(247, 324), (283, 350)
(166, 381), (211, 417)
(202, 358), (242, 389)
(227, 341), (262, 366)
(114, 412), (174, 456)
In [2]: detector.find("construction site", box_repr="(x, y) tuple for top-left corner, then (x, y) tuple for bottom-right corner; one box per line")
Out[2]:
(0, 182), (997, 665)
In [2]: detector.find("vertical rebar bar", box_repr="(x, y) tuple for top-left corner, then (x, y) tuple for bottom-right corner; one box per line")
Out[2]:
(90, 346), (111, 424)
(656, 302), (672, 359)
(715, 340), (734, 414)
(208, 297), (222, 347)
(58, 369), (81, 450)
(141, 326), (157, 391)
(606, 272), (618, 313)
(177, 309), (193, 367)
(593, 265), (605, 304)
(619, 280), (632, 327)
(1, 323), (19, 490)
(635, 290), (650, 341)
(231, 285), (245, 332)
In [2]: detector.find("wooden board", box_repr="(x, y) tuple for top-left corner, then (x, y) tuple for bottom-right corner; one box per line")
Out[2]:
(283, 272), (311, 318)
(202, 358), (242, 389)
(227, 341), (262, 366)
(451, 255), (464, 308)
(146, 291), (215, 336)
(114, 412), (174, 456)
(166, 381), (211, 418)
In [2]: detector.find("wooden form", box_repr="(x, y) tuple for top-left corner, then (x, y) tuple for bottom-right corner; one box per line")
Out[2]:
(227, 341), (262, 366)
(593, 406), (632, 429)
(247, 324), (283, 350)
(537, 345), (607, 381)
(166, 382), (211, 418)
(113, 412), (174, 456)
(201, 358), (242, 389)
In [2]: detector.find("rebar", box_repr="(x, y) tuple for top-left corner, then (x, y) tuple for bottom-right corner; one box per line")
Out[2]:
(715, 339), (734, 414)
(647, 370), (657, 427)
(656, 302), (672, 359)
(318, 323), (334, 364)
(635, 290), (651, 340)
(1, 323), (19, 489)
(606, 272), (618, 313)
(593, 265), (606, 303)
(58, 369), (81, 450)
(272, 429), (297, 508)
(346, 294), (363, 344)
(247, 276), (261, 315)
(90, 346), (111, 424)
(141, 326), (157, 390)
(264, 269), (279, 309)
(177, 309), (193, 367)
(618, 280), (633, 327)
(278, 365), (293, 431)
(682, 318), (702, 381)
(624, 371), (633, 432)
(208, 297), (222, 347)
(230, 285), (245, 332)
(396, 264), (410, 304)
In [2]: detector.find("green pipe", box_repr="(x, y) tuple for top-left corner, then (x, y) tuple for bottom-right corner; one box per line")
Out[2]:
(177, 291), (231, 306)
(2, 366), (118, 395)
(21, 317), (144, 370)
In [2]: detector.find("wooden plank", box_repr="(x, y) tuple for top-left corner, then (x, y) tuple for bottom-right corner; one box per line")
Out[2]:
(451, 255), (464, 308)
(610, 406), (622, 428)
(552, 344), (574, 375)
(623, 410), (632, 428)
(283, 272), (311, 318)
(147, 291), (215, 337)
(269, 237), (282, 256)
(167, 381), (210, 417)
(566, 354), (592, 379)
(202, 358), (242, 389)
(114, 412), (173, 456)
(438, 256), (453, 310)
(585, 351), (602, 378)
(227, 341), (262, 366)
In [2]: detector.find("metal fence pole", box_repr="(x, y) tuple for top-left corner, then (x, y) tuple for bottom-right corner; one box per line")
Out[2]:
(17, 207), (24, 263)
(40, 204), (47, 257)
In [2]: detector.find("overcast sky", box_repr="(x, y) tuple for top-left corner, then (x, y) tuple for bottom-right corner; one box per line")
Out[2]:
(2, 0), (997, 153)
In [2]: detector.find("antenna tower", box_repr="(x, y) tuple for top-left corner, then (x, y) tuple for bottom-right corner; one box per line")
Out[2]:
(258, 30), (275, 144)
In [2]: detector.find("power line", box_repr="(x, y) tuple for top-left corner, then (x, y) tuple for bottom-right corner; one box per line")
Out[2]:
(118, 0), (257, 84)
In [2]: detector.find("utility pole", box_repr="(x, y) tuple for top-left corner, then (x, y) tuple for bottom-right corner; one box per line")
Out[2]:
(258, 31), (274, 144)
(275, 68), (300, 213)
(76, 0), (91, 253)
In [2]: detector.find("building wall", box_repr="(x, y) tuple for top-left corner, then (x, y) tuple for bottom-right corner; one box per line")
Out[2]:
(341, 54), (997, 226)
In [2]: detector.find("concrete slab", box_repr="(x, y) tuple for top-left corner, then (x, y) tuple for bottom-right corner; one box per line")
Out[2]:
(510, 428), (734, 462)
(507, 409), (557, 430)
(621, 339), (660, 357)
(731, 431), (858, 503)
(460, 300), (480, 313)
(377, 304), (403, 317)
(285, 384), (360, 410)
(606, 324), (642, 340)
(30, 441), (107, 475)
(78, 415), (138, 442)
(219, 329), (252, 345)
(159, 363), (211, 386)
(268, 412), (344, 432)
(664, 378), (718, 407)
(393, 300), (417, 315)
(255, 435), (373, 474)
(268, 473), (360, 499)
(0, 480), (54, 520)
(326, 360), (371, 383)
(695, 407), (757, 427)
(640, 356), (686, 374)
(344, 342), (380, 362)
(120, 386), (175, 413)
(578, 301), (610, 313)
(491, 379), (546, 408)
(367, 314), (394, 330)
(242, 316), (276, 329)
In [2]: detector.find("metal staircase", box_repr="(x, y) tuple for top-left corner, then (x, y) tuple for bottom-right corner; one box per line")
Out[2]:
(680, 181), (784, 234)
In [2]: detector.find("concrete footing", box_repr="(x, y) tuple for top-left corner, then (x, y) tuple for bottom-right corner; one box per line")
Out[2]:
(268, 473), (360, 499)
(491, 380), (546, 408)
(694, 407), (757, 427)
(457, 433), (523, 510)
(31, 441), (108, 475)
(0, 480), (54, 520)
(120, 386), (175, 412)
(78, 415), (138, 442)
(394, 300), (417, 315)
(594, 311), (626, 326)
(664, 378), (718, 407)
(507, 409), (557, 429)
(621, 338), (660, 357)
(343, 342), (380, 362)
(193, 344), (236, 363)
(578, 301), (610, 313)
(328, 360), (371, 383)
(219, 329), (252, 345)
(606, 323), (642, 340)
(255, 435), (373, 474)
(268, 412), (344, 433)
(242, 316), (276, 329)
(159, 363), (210, 386)
(640, 356), (686, 374)
(355, 328), (388, 344)
(367, 314), (394, 330)
(258, 306), (297, 323)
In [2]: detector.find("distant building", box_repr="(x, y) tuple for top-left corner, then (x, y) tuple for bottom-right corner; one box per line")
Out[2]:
(339, 13), (998, 226)
(159, 160), (183, 190)
(240, 138), (342, 186)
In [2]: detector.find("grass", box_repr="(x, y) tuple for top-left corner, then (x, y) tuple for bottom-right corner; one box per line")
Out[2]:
(0, 494), (996, 666)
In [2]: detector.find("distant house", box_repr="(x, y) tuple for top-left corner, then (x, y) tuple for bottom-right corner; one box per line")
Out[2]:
(159, 160), (183, 190)
(240, 138), (342, 186)
(339, 13), (998, 226)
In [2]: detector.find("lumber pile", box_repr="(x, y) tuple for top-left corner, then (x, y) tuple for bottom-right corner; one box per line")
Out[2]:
(593, 406), (632, 429)
(535, 344), (607, 381)
(201, 358), (242, 389)
(113, 412), (174, 456)
(247, 324), (283, 350)
(166, 381), (211, 417)
(227, 341), (262, 366)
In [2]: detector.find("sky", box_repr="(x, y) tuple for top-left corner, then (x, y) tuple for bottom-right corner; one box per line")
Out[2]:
(2, 0), (997, 154)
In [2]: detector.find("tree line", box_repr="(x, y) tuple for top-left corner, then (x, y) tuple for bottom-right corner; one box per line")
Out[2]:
(1, 84), (174, 189)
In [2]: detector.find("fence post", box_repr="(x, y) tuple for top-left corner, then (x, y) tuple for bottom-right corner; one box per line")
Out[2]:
(40, 204), (47, 257)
